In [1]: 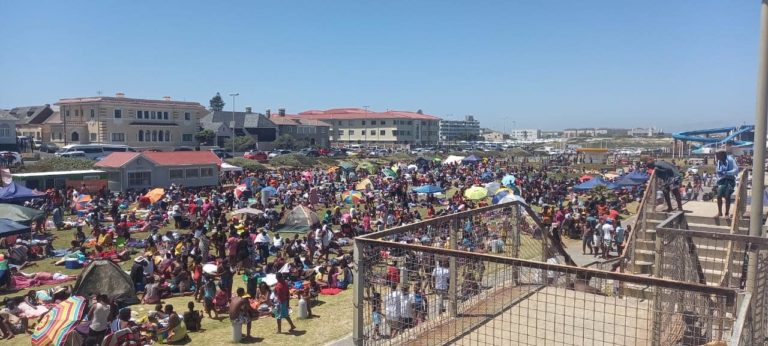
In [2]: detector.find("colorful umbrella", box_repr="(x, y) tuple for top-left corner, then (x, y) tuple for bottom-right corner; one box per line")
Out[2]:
(412, 185), (443, 194)
(579, 175), (593, 182)
(234, 184), (248, 199)
(383, 168), (397, 178)
(32, 296), (86, 346)
(501, 175), (516, 187)
(341, 190), (364, 204)
(355, 178), (373, 191)
(463, 186), (488, 200)
(143, 188), (165, 204)
(73, 194), (92, 211)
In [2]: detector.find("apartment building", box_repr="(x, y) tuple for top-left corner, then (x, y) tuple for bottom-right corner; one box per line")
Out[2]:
(439, 115), (480, 142)
(508, 129), (541, 141)
(0, 104), (55, 140)
(285, 108), (440, 146)
(46, 93), (208, 148)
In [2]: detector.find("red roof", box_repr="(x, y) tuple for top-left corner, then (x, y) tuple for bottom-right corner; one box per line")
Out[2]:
(94, 152), (141, 168)
(95, 151), (220, 168)
(142, 151), (221, 166)
(288, 108), (440, 121)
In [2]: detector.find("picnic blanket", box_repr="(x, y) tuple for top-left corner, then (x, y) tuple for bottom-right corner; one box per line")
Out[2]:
(320, 287), (343, 296)
(12, 275), (75, 289)
(18, 301), (51, 318)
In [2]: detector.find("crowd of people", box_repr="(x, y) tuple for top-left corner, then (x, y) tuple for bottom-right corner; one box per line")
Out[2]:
(0, 148), (741, 343)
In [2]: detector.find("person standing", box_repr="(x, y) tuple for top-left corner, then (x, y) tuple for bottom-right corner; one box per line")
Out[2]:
(431, 261), (449, 313)
(715, 149), (739, 217)
(274, 273), (297, 334)
(229, 287), (253, 342)
(85, 295), (111, 346)
(384, 283), (402, 338)
(647, 160), (683, 212)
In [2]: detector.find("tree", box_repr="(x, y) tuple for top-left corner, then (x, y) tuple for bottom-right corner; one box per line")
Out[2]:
(194, 129), (216, 145)
(209, 92), (226, 111)
(223, 136), (255, 152)
(416, 109), (423, 114)
(273, 134), (296, 149)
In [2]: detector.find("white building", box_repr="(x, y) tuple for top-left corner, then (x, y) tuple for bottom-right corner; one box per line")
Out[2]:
(439, 115), (480, 142)
(508, 129), (541, 141)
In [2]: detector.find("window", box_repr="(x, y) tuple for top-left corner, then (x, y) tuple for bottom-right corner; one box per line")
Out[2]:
(138, 130), (144, 142)
(137, 110), (142, 119)
(361, 130), (366, 136)
(164, 112), (169, 120)
(407, 121), (413, 125)
(182, 134), (193, 142)
(158, 131), (164, 142)
(184, 112), (191, 120)
(90, 109), (95, 118)
(371, 120), (376, 125)
(169, 169), (184, 179)
(185, 168), (199, 178)
(200, 167), (214, 177)
(65, 110), (70, 117)
(379, 130), (385, 135)
(111, 133), (125, 142)
(338, 130), (344, 136)
(90, 133), (97, 141)
(380, 121), (386, 125)
(392, 130), (398, 136)
(152, 131), (157, 141)
(349, 130), (354, 135)
(127, 172), (151, 186)
(165, 130), (171, 142)
(0, 124), (10, 137)
(362, 121), (366, 125)
(71, 132), (80, 142)
(151, 111), (156, 120)
(75, 109), (79, 116)
(114, 109), (122, 118)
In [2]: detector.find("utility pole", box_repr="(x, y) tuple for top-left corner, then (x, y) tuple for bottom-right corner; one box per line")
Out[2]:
(229, 93), (239, 153)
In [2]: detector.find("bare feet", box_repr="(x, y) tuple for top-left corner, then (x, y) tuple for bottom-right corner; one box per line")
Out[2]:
(716, 213), (723, 218)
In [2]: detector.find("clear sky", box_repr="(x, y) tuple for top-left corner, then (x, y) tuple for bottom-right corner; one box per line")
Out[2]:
(0, 1), (761, 132)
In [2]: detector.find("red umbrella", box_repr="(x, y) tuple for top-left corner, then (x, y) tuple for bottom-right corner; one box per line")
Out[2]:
(579, 175), (593, 182)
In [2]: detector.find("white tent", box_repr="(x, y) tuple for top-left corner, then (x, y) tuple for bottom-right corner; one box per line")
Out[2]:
(221, 162), (243, 173)
(442, 155), (465, 165)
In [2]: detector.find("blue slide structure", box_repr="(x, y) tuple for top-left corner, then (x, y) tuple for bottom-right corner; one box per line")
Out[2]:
(672, 125), (755, 148)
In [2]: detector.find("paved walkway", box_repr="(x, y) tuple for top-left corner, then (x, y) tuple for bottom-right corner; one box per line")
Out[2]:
(562, 214), (637, 267)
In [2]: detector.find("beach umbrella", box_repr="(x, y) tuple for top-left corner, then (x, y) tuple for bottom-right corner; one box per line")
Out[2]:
(342, 190), (364, 204)
(261, 186), (277, 196)
(355, 178), (372, 191)
(463, 186), (488, 200)
(502, 175), (516, 187)
(579, 175), (593, 182)
(143, 188), (165, 204)
(492, 190), (511, 204)
(73, 194), (92, 211)
(32, 296), (86, 346)
(338, 161), (357, 171)
(234, 184), (248, 199)
(496, 194), (527, 205)
(383, 168), (397, 178)
(391, 165), (399, 173)
(412, 185), (443, 194)
(485, 182), (502, 195)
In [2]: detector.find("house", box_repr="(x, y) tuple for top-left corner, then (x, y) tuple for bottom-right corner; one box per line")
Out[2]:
(94, 151), (220, 192)
(0, 104), (55, 140)
(286, 108), (441, 147)
(269, 114), (331, 148)
(199, 107), (278, 150)
(0, 112), (18, 151)
(47, 93), (208, 149)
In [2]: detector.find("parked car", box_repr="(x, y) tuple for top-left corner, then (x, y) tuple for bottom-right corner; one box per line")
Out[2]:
(210, 148), (232, 159)
(55, 150), (86, 158)
(174, 147), (195, 152)
(38, 142), (59, 153)
(244, 150), (268, 161)
(268, 150), (292, 159)
(0, 151), (23, 166)
(299, 149), (320, 157)
(327, 150), (348, 158)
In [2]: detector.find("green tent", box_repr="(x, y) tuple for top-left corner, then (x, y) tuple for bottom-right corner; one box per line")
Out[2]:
(338, 161), (357, 171)
(0, 204), (44, 225)
(277, 205), (320, 234)
(358, 161), (379, 174)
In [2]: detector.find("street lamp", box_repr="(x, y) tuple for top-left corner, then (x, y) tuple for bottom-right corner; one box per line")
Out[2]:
(229, 93), (239, 154)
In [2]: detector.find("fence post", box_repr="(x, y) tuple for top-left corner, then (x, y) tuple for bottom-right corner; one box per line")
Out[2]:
(449, 217), (459, 317)
(510, 206), (520, 285)
(651, 227), (664, 346)
(352, 239), (365, 345)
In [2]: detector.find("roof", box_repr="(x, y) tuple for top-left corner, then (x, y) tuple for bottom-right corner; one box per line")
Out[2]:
(0, 112), (17, 122)
(291, 108), (441, 121)
(201, 111), (276, 129)
(13, 169), (106, 177)
(269, 117), (331, 127)
(56, 96), (205, 108)
(0, 105), (53, 124)
(94, 152), (141, 168)
(142, 151), (221, 166)
(43, 111), (61, 124)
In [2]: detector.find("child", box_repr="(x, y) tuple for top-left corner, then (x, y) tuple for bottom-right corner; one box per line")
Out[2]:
(203, 278), (217, 319)
(371, 290), (382, 340)
(182, 301), (202, 332)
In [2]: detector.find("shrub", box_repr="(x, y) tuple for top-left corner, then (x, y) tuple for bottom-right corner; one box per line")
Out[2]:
(269, 154), (317, 167)
(226, 158), (266, 171)
(13, 157), (95, 173)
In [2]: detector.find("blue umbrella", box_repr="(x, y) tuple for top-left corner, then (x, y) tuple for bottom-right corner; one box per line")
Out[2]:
(502, 175), (516, 187)
(412, 185), (443, 194)
(261, 186), (277, 195)
(492, 190), (510, 204)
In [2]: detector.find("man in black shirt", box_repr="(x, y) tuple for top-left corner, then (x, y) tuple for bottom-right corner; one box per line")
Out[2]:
(647, 160), (683, 212)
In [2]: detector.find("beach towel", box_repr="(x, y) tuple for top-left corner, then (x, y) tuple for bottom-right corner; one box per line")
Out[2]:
(12, 275), (74, 289)
(320, 287), (343, 295)
(17, 301), (50, 318)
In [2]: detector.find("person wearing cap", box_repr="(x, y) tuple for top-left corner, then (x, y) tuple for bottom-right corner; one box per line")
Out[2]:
(715, 148), (739, 217)
(646, 160), (683, 212)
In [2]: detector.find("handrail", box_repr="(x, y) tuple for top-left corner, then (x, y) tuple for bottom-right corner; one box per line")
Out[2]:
(719, 169), (750, 287)
(729, 292), (752, 346)
(625, 171), (657, 271)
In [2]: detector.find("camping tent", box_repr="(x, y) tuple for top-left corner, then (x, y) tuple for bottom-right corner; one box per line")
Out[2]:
(278, 205), (320, 234)
(0, 218), (31, 237)
(220, 162), (243, 173)
(462, 155), (481, 164)
(614, 174), (644, 187)
(73, 260), (140, 305)
(414, 157), (429, 167)
(627, 170), (650, 182)
(442, 155), (465, 165)
(573, 176), (617, 192)
(0, 203), (44, 225)
(0, 182), (44, 203)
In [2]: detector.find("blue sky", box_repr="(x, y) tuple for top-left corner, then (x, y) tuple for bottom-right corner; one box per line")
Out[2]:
(0, 1), (760, 131)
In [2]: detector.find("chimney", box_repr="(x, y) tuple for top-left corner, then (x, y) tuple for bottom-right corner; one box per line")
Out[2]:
(115, 92), (125, 98)
(245, 107), (252, 114)
(265, 109), (271, 118)
(278, 108), (286, 117)
(163, 96), (171, 101)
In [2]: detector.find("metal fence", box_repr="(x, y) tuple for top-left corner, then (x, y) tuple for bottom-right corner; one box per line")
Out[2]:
(352, 201), (740, 346)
